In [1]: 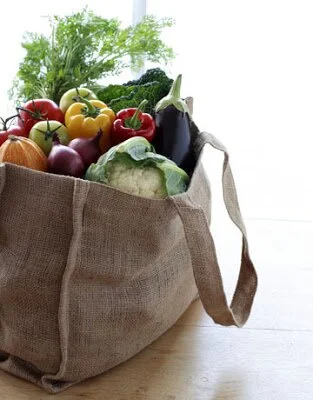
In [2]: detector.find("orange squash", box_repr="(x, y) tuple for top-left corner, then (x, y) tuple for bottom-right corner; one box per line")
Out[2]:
(0, 135), (48, 172)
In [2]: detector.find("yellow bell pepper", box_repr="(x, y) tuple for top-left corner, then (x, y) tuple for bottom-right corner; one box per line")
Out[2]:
(65, 98), (115, 143)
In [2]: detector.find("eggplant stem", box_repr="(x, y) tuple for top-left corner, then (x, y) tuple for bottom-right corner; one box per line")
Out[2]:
(168, 74), (182, 99)
(155, 74), (191, 116)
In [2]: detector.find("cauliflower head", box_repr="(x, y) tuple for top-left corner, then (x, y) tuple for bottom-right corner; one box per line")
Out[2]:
(85, 137), (189, 199)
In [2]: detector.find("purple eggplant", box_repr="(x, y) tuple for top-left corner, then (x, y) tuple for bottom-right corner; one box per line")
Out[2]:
(152, 74), (195, 174)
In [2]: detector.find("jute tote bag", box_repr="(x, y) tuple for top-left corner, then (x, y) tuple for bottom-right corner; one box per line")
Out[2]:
(0, 121), (257, 393)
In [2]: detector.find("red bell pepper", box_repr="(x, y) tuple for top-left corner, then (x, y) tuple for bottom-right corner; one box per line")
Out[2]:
(111, 100), (156, 145)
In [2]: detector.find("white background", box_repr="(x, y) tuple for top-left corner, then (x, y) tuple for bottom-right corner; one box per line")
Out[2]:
(1, 1), (312, 222)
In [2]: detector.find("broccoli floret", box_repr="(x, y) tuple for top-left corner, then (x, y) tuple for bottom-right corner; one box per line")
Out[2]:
(131, 81), (173, 115)
(107, 81), (170, 115)
(95, 84), (135, 105)
(95, 68), (173, 115)
(123, 68), (172, 86)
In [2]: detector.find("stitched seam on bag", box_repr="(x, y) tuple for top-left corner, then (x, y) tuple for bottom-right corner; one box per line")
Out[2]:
(0, 164), (6, 197)
(41, 179), (90, 388)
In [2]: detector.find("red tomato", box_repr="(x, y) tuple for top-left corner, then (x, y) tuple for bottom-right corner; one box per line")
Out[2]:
(0, 115), (27, 147)
(18, 99), (64, 135)
(0, 125), (27, 147)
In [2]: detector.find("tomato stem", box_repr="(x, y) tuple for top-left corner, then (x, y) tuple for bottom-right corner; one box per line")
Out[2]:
(16, 106), (46, 121)
(0, 114), (20, 131)
(0, 117), (5, 130)
(35, 120), (62, 140)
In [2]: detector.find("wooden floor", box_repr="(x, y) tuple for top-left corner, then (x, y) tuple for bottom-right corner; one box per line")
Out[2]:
(0, 219), (312, 399)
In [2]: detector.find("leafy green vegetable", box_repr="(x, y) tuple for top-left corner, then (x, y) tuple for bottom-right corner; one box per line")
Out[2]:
(10, 8), (174, 104)
(123, 68), (173, 86)
(85, 136), (189, 198)
(96, 68), (173, 115)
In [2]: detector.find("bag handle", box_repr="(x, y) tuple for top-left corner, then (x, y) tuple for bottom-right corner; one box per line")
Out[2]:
(172, 132), (258, 327)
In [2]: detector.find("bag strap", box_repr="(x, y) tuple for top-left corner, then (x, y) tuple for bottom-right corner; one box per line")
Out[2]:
(172, 132), (258, 327)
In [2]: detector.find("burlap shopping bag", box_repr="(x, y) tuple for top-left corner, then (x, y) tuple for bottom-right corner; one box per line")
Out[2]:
(0, 123), (257, 393)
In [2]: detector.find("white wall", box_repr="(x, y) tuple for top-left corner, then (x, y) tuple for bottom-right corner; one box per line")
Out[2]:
(147, 0), (313, 222)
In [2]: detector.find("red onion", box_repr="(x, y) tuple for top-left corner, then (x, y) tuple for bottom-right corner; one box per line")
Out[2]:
(68, 130), (102, 168)
(48, 134), (84, 178)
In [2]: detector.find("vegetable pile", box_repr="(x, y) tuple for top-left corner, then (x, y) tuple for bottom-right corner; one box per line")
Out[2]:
(0, 72), (195, 199)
